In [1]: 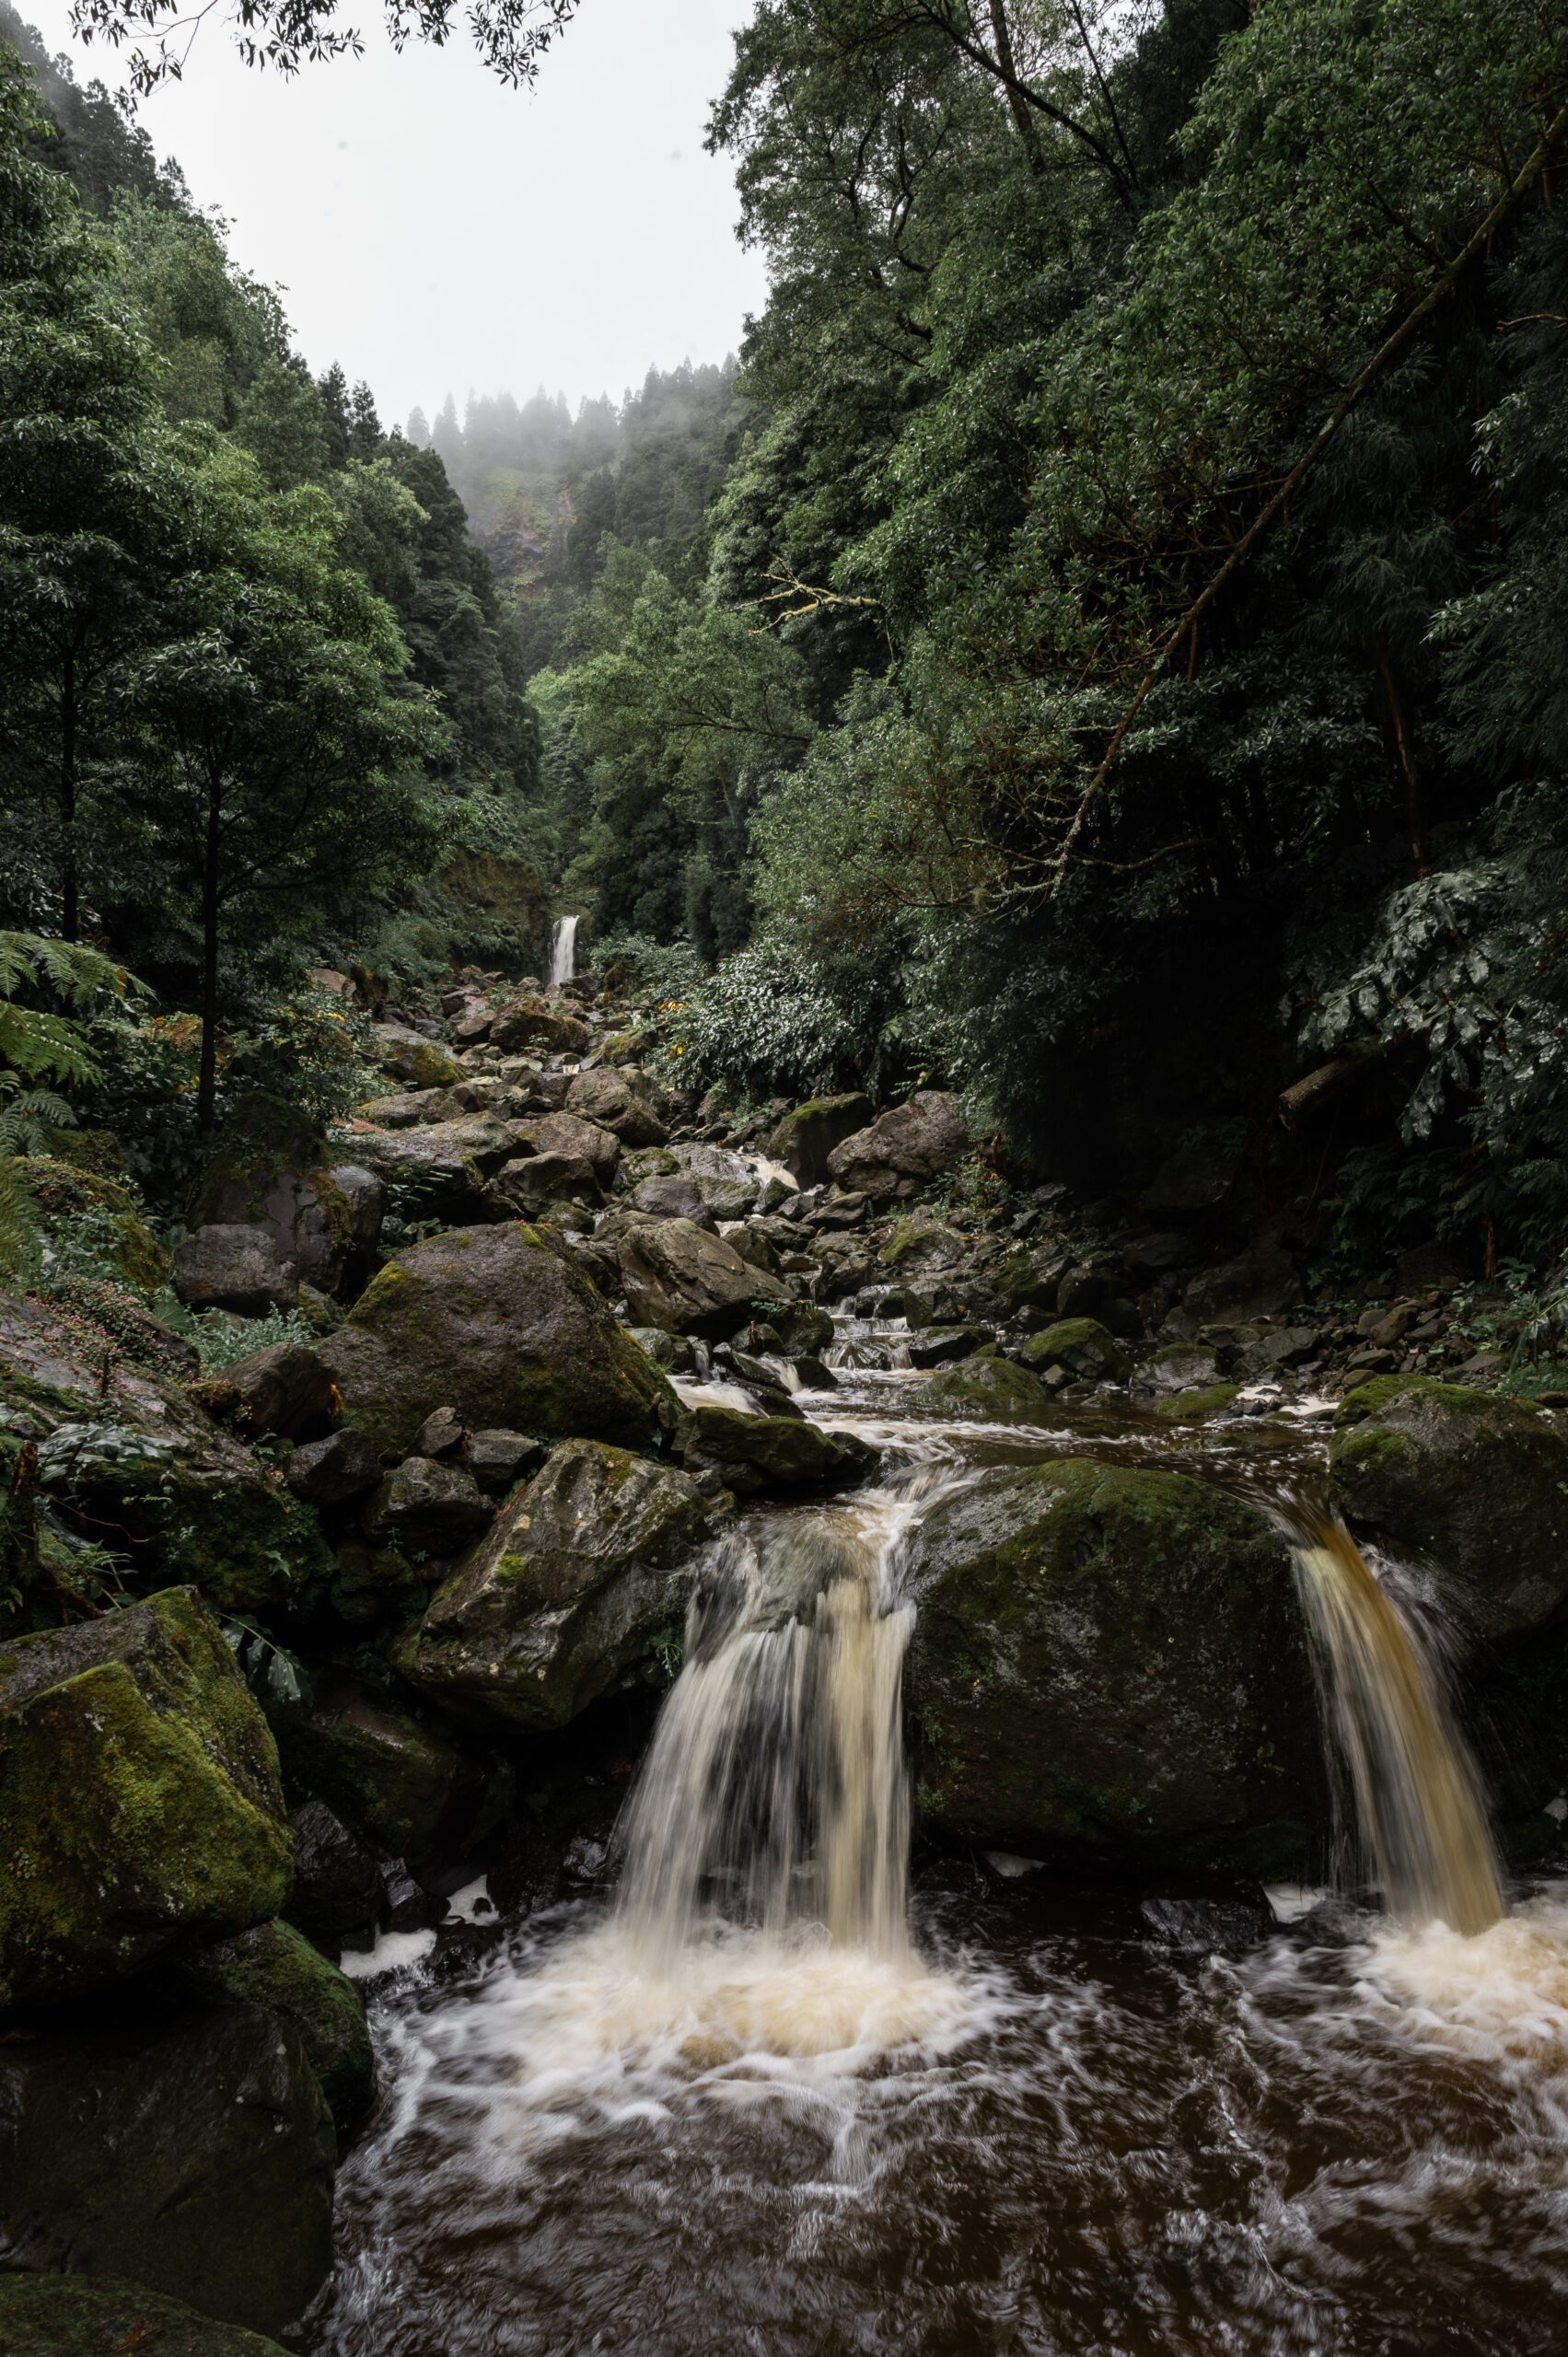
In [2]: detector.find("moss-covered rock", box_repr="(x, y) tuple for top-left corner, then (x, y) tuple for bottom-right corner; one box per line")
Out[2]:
(174, 1918), (373, 2128)
(0, 2274), (289, 2357)
(401, 1439), (713, 1732)
(0, 1588), (291, 2015)
(922, 1354), (1057, 1423)
(277, 1675), (511, 1866)
(767, 1093), (873, 1188)
(373, 1021), (465, 1089)
(674, 1403), (879, 1493)
(614, 1217), (773, 1339)
(320, 1220), (679, 1456)
(906, 1460), (1325, 1870)
(17, 1155), (168, 1290)
(1154, 1383), (1241, 1422)
(1329, 1376), (1568, 1638)
(1019, 1318), (1130, 1381)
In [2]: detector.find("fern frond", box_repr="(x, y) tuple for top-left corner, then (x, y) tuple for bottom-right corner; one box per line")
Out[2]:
(0, 1155), (43, 1293)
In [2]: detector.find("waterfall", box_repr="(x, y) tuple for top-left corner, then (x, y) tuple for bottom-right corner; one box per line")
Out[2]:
(548, 912), (578, 988)
(1278, 1503), (1504, 1935)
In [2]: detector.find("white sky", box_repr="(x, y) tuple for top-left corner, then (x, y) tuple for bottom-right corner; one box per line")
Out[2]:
(20, 0), (771, 431)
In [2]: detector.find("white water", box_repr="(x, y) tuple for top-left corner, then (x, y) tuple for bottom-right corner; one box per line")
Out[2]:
(548, 912), (578, 988)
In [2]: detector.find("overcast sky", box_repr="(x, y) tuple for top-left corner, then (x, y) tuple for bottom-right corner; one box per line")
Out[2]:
(23, 0), (771, 431)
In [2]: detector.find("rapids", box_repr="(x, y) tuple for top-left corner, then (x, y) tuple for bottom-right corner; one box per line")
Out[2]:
(305, 1329), (1568, 2357)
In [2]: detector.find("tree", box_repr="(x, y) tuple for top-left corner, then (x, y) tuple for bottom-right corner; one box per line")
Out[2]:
(119, 440), (439, 1125)
(70, 0), (583, 94)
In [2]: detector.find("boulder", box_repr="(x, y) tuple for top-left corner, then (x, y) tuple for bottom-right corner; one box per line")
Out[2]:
(615, 1218), (772, 1339)
(0, 2273), (289, 2357)
(826, 1091), (969, 1201)
(767, 1093), (874, 1188)
(172, 1918), (374, 2130)
(323, 1538), (429, 1630)
(219, 1341), (339, 1441)
(1018, 1318), (1131, 1383)
(484, 1150), (602, 1214)
(17, 1155), (167, 1291)
(415, 1404), (466, 1457)
(345, 1114), (518, 1224)
(362, 1455), (494, 1555)
(1329, 1377), (1568, 1639)
(284, 1798), (381, 1945)
(0, 1591), (291, 2017)
(518, 1109), (621, 1182)
(629, 1174), (714, 1227)
(922, 1354), (1057, 1423)
(172, 1225), (297, 1316)
(320, 1222), (678, 1457)
(772, 1301), (835, 1357)
(277, 1677), (512, 1866)
(0, 1997), (334, 2337)
(565, 1066), (668, 1145)
(468, 1427), (547, 1494)
(400, 1441), (711, 1732)
(674, 1404), (878, 1495)
(1182, 1240), (1300, 1325)
(490, 996), (591, 1056)
(373, 1021), (463, 1089)
(203, 1162), (385, 1299)
(906, 1461), (1325, 1869)
(1134, 1342), (1223, 1396)
(285, 1425), (381, 1507)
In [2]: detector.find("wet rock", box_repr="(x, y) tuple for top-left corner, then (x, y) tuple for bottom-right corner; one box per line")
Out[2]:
(218, 1341), (338, 1441)
(1019, 1318), (1131, 1382)
(565, 1067), (668, 1145)
(1330, 1376), (1568, 1638)
(362, 1455), (493, 1555)
(1134, 1341), (1222, 1395)
(0, 2272), (290, 2357)
(907, 1461), (1325, 1870)
(923, 1354), (1057, 1423)
(1136, 1875), (1279, 1954)
(490, 997), (591, 1056)
(378, 1858), (446, 1931)
(0, 1996), (335, 2336)
(625, 1325), (698, 1372)
(320, 1221), (678, 1457)
(827, 1091), (969, 1201)
(1237, 1323), (1320, 1376)
(285, 1425), (381, 1507)
(172, 1917), (374, 2129)
(1182, 1240), (1300, 1325)
(488, 1827), (564, 1919)
(992, 1242), (1074, 1317)
(284, 1798), (381, 1945)
(467, 1428), (549, 1493)
(908, 1326), (989, 1368)
(630, 1174), (715, 1226)
(0, 1587), (291, 2015)
(518, 1109), (621, 1183)
(772, 1301), (835, 1357)
(486, 1149), (602, 1214)
(615, 1217), (773, 1339)
(346, 1114), (518, 1225)
(172, 1224), (298, 1316)
(400, 1440), (712, 1732)
(374, 1021), (464, 1089)
(278, 1677), (512, 1867)
(415, 1403), (466, 1457)
(675, 1404), (879, 1495)
(767, 1093), (874, 1188)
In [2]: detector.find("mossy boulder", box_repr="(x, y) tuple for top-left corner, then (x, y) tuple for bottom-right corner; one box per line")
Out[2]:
(1154, 1382), (1241, 1422)
(320, 1220), (679, 1456)
(17, 1155), (167, 1290)
(674, 1404), (878, 1494)
(876, 1213), (969, 1276)
(767, 1093), (873, 1188)
(491, 998), (591, 1057)
(400, 1439), (713, 1732)
(1018, 1318), (1131, 1382)
(0, 1587), (292, 2016)
(906, 1460), (1325, 1870)
(0, 1996), (334, 2337)
(614, 1217), (773, 1339)
(922, 1353), (1057, 1423)
(373, 1021), (465, 1089)
(565, 1066), (668, 1145)
(1329, 1376), (1568, 1639)
(277, 1676), (512, 1866)
(826, 1090), (969, 1201)
(992, 1243), (1073, 1314)
(174, 1918), (373, 2129)
(0, 2274), (289, 2357)
(342, 1112), (518, 1225)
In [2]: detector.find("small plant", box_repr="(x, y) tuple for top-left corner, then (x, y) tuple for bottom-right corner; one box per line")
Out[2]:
(153, 1294), (318, 1373)
(222, 1613), (314, 1712)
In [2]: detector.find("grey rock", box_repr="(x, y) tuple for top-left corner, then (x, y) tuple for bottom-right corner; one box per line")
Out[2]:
(285, 1426), (382, 1507)
(362, 1456), (493, 1554)
(173, 1224), (298, 1316)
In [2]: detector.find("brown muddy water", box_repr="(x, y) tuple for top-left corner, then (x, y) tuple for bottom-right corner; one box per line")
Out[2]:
(303, 1348), (1568, 2357)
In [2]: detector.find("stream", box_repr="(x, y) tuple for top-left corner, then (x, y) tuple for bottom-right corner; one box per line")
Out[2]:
(304, 1333), (1568, 2357)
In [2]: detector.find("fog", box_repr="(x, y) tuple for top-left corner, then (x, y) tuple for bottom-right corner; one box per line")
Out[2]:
(20, 0), (770, 429)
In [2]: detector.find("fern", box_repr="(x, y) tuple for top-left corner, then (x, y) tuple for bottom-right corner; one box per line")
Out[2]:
(0, 1153), (41, 1291)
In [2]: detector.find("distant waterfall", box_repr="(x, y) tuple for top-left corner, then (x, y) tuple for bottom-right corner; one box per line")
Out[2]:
(1278, 1503), (1503, 1934)
(548, 912), (578, 988)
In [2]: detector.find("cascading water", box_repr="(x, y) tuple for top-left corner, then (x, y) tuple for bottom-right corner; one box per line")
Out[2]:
(1273, 1495), (1504, 1935)
(548, 911), (578, 988)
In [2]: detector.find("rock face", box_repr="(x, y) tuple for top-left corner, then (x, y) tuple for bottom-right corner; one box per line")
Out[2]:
(345, 1113), (518, 1224)
(615, 1218), (772, 1338)
(172, 1225), (298, 1315)
(674, 1404), (879, 1494)
(1, 1296), (331, 1616)
(0, 2273), (291, 2356)
(401, 1440), (710, 1731)
(565, 1066), (668, 1145)
(0, 1997), (335, 2337)
(0, 1589), (291, 2016)
(922, 1354), (1057, 1423)
(174, 1917), (374, 2130)
(320, 1222), (677, 1456)
(826, 1091), (969, 1201)
(1329, 1377), (1568, 1639)
(767, 1093), (874, 1188)
(277, 1677), (511, 1865)
(906, 1460), (1324, 1870)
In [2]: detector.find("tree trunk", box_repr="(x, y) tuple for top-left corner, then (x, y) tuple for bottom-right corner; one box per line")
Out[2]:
(987, 0), (1045, 174)
(1374, 631), (1429, 877)
(59, 644), (78, 944)
(197, 779), (222, 1133)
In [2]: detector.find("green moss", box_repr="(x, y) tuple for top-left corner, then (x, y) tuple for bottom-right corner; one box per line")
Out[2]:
(1154, 1383), (1240, 1421)
(1019, 1318), (1129, 1378)
(923, 1354), (1055, 1423)
(176, 1919), (373, 2129)
(1336, 1372), (1520, 1426)
(0, 2274), (290, 2356)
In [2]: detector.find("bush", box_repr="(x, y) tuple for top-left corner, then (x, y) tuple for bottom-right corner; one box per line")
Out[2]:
(657, 938), (886, 1100)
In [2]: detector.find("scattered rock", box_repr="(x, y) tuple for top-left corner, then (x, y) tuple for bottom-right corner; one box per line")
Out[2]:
(468, 1428), (548, 1493)
(1019, 1318), (1131, 1382)
(615, 1218), (773, 1339)
(285, 1426), (381, 1507)
(1182, 1240), (1299, 1325)
(630, 1174), (715, 1226)
(674, 1404), (878, 1494)
(415, 1403), (466, 1457)
(373, 1021), (464, 1090)
(565, 1067), (668, 1145)
(218, 1341), (339, 1441)
(346, 1114), (519, 1225)
(923, 1354), (1057, 1423)
(361, 1455), (493, 1554)
(490, 997), (591, 1056)
(486, 1150), (602, 1215)
(172, 1225), (298, 1316)
(826, 1091), (969, 1201)
(518, 1109), (621, 1183)
(767, 1093), (874, 1188)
